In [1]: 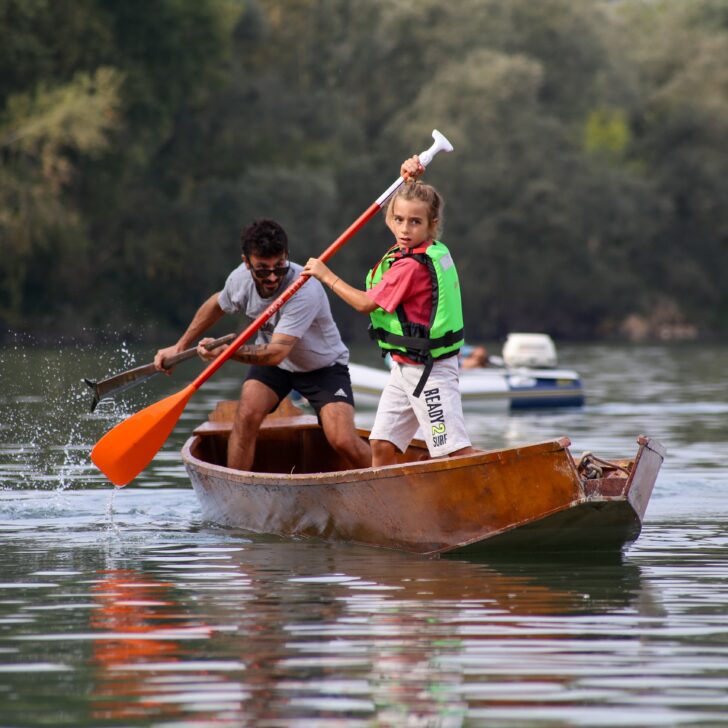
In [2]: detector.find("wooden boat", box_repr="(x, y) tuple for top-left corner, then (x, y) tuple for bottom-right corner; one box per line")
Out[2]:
(182, 400), (666, 557)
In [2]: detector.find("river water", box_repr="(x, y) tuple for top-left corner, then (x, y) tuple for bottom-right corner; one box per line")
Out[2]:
(0, 341), (727, 727)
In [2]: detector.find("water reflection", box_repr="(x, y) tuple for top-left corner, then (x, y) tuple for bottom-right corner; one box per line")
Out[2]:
(103, 543), (659, 727)
(92, 570), (188, 722)
(89, 566), (250, 724)
(3, 502), (728, 726)
(11, 542), (656, 727)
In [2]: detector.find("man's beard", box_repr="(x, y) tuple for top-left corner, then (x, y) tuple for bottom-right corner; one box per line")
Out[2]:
(254, 278), (283, 298)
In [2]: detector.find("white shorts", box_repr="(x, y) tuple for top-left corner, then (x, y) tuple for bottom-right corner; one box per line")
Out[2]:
(369, 356), (471, 458)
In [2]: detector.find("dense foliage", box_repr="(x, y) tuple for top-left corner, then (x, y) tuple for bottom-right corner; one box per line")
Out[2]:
(2, 0), (728, 343)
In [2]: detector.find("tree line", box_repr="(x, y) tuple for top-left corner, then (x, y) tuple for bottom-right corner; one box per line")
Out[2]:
(2, 0), (728, 345)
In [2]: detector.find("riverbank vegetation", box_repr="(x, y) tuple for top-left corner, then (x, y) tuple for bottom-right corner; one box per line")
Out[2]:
(2, 0), (728, 343)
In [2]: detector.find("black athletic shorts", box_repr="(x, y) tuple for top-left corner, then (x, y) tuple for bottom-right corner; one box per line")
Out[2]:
(245, 362), (356, 414)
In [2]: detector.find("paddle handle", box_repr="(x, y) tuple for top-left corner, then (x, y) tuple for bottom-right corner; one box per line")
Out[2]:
(191, 129), (454, 390)
(374, 129), (453, 206)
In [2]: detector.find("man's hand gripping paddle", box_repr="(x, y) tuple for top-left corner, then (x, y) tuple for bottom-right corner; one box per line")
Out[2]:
(91, 130), (454, 486)
(83, 334), (236, 413)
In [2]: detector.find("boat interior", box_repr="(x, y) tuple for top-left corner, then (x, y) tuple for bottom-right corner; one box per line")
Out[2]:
(190, 399), (640, 487)
(190, 399), (431, 475)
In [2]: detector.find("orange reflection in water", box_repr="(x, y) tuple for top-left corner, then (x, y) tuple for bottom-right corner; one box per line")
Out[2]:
(89, 569), (208, 722)
(91, 570), (178, 662)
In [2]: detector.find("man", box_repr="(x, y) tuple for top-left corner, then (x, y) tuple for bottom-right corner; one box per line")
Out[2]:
(154, 218), (371, 471)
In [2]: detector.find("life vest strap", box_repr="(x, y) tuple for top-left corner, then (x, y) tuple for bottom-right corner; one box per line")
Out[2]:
(412, 358), (434, 398)
(368, 326), (464, 351)
(368, 326), (463, 398)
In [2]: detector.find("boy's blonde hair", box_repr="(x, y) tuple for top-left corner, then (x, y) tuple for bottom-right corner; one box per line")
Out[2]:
(385, 180), (444, 238)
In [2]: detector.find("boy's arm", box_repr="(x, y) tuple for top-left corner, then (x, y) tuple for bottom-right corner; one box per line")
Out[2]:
(302, 258), (378, 314)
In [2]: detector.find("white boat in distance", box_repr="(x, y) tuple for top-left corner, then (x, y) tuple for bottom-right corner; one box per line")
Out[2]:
(349, 334), (585, 411)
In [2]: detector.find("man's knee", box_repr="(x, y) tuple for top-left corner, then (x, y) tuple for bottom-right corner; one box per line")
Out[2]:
(325, 427), (370, 469)
(325, 422), (358, 453)
(319, 404), (360, 449)
(232, 399), (270, 439)
(237, 400), (267, 422)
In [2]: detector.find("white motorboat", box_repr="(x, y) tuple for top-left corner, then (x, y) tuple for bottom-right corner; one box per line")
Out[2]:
(349, 333), (585, 411)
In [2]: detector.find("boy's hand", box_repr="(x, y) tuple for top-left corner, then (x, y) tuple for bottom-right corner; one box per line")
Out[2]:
(401, 155), (425, 181)
(302, 257), (331, 283)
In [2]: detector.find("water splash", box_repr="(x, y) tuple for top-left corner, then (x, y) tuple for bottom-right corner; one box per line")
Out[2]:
(102, 488), (122, 541)
(0, 335), (148, 491)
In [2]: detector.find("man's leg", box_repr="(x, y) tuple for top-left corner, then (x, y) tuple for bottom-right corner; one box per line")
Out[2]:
(227, 379), (280, 470)
(319, 401), (372, 469)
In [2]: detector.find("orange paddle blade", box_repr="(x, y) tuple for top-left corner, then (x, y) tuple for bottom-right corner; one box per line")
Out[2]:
(91, 383), (197, 486)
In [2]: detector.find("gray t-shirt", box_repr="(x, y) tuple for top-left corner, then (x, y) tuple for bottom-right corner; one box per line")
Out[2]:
(217, 261), (349, 373)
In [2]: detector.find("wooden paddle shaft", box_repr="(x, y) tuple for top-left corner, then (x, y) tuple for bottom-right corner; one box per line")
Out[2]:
(162, 333), (236, 369)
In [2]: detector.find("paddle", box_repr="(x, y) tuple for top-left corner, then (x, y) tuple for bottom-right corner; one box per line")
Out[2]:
(84, 334), (236, 413)
(91, 129), (454, 486)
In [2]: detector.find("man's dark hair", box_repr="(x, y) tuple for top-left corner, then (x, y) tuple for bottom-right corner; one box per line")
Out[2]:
(241, 219), (288, 258)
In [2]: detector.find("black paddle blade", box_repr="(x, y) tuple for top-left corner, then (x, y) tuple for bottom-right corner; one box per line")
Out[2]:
(83, 378), (101, 413)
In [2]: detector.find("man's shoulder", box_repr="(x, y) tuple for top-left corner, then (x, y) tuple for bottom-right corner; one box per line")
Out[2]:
(218, 263), (253, 313)
(227, 261), (249, 279)
(223, 262), (250, 286)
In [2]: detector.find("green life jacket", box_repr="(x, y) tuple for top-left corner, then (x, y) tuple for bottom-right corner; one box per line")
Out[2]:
(366, 240), (465, 395)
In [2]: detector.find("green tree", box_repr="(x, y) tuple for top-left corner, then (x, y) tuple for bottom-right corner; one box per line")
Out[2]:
(3, 0), (728, 341)
(0, 68), (122, 327)
(620, 0), (728, 333)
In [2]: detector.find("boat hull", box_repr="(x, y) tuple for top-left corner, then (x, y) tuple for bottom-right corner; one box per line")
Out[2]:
(182, 406), (664, 556)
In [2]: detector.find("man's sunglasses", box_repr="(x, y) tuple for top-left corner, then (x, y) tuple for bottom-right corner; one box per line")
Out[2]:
(250, 264), (290, 279)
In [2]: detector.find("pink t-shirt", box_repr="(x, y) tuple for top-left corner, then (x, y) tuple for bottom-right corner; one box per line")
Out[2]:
(366, 251), (432, 365)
